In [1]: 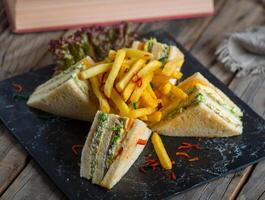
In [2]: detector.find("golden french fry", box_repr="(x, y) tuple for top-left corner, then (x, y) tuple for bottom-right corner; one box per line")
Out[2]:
(160, 83), (172, 95)
(116, 59), (146, 92)
(162, 59), (180, 76)
(146, 84), (157, 99)
(151, 132), (172, 170)
(123, 82), (136, 102)
(89, 77), (110, 113)
(141, 90), (158, 107)
(171, 71), (183, 79)
(79, 63), (112, 79)
(108, 50), (116, 60)
(152, 74), (170, 88)
(104, 49), (126, 98)
(139, 115), (148, 121)
(161, 95), (170, 106)
(137, 60), (162, 77)
(148, 111), (162, 123)
(110, 89), (129, 116)
(129, 107), (156, 118)
(160, 99), (182, 118)
(130, 73), (153, 103)
(124, 48), (153, 60)
(171, 85), (188, 99)
(80, 56), (95, 68)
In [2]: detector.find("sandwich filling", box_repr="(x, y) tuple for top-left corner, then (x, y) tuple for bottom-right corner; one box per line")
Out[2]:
(90, 112), (108, 175)
(164, 86), (242, 127)
(29, 62), (89, 99)
(85, 112), (137, 183)
(105, 118), (127, 169)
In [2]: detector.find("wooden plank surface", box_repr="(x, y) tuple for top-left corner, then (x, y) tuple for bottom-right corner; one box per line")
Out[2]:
(1, 161), (65, 200)
(0, 0), (265, 199)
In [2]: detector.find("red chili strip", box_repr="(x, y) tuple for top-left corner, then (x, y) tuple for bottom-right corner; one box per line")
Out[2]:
(189, 157), (199, 162)
(178, 142), (201, 150)
(136, 78), (142, 87)
(139, 166), (147, 174)
(170, 171), (177, 180)
(132, 75), (140, 83)
(12, 83), (23, 93)
(137, 139), (147, 145)
(176, 152), (191, 158)
(72, 144), (83, 155)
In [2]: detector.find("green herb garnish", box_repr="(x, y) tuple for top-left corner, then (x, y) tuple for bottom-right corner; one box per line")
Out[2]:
(195, 93), (205, 103)
(132, 101), (137, 110)
(12, 93), (29, 101)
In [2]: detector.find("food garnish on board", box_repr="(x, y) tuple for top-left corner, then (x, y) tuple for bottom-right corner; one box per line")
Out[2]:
(49, 23), (138, 73)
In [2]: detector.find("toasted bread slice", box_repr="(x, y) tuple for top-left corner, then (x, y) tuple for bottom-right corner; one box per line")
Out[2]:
(100, 120), (151, 189)
(27, 67), (98, 121)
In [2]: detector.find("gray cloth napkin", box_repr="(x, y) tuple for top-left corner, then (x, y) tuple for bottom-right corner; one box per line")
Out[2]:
(215, 26), (265, 76)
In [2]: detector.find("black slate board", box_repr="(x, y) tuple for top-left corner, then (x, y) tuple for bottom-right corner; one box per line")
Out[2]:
(1, 31), (265, 200)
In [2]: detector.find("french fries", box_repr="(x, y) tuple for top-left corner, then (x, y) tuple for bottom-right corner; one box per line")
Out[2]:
(89, 77), (110, 113)
(137, 60), (162, 77)
(116, 59), (146, 92)
(129, 73), (153, 103)
(124, 48), (153, 60)
(148, 111), (162, 123)
(140, 89), (158, 107)
(104, 49), (126, 98)
(129, 107), (156, 118)
(110, 89), (129, 116)
(80, 63), (112, 79)
(123, 82), (136, 102)
(151, 132), (172, 170)
(78, 44), (185, 123)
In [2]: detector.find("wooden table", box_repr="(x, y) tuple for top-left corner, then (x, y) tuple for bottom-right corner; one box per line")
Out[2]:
(0, 0), (265, 199)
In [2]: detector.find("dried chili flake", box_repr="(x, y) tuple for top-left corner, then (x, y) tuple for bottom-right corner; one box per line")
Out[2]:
(170, 171), (177, 180)
(12, 83), (23, 93)
(136, 78), (142, 87)
(139, 166), (147, 174)
(178, 142), (200, 150)
(132, 75), (139, 82)
(72, 144), (83, 155)
(137, 139), (147, 145)
(176, 152), (191, 158)
(189, 157), (199, 162)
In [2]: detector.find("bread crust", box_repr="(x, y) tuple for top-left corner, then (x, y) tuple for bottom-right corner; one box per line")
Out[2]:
(153, 103), (242, 137)
(100, 120), (151, 189)
(27, 78), (97, 121)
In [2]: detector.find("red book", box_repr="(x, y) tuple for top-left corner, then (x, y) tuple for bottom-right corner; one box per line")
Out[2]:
(4, 0), (214, 33)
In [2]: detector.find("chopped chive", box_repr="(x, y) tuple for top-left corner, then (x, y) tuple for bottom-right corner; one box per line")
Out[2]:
(132, 102), (137, 110)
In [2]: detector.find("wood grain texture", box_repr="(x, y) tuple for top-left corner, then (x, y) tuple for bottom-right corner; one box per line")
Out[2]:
(0, 123), (28, 195)
(0, 1), (66, 196)
(191, 0), (265, 84)
(1, 161), (65, 200)
(230, 75), (265, 200)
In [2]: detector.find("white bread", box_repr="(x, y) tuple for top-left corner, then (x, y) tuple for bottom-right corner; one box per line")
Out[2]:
(100, 120), (151, 189)
(80, 112), (101, 179)
(92, 115), (117, 184)
(153, 103), (242, 137)
(27, 68), (98, 121)
(153, 92), (242, 137)
(178, 72), (242, 117)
